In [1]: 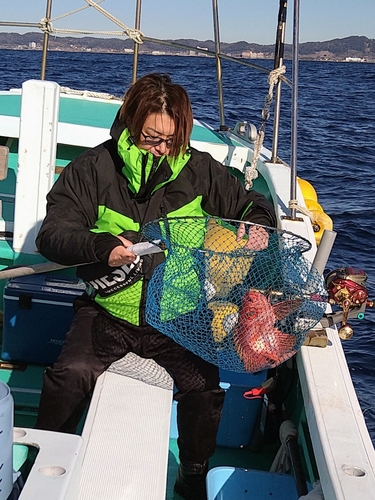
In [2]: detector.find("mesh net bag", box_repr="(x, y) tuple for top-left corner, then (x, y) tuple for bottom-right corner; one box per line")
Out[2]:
(142, 217), (327, 373)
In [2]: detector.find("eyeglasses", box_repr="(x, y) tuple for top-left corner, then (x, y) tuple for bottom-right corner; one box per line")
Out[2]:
(140, 131), (174, 148)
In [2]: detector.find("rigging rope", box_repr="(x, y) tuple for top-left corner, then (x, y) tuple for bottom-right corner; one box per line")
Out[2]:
(49, 0), (105, 23)
(245, 65), (286, 190)
(40, 17), (53, 34)
(288, 199), (314, 220)
(40, 0), (144, 43)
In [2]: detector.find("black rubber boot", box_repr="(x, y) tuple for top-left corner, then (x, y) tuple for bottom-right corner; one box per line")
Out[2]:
(175, 389), (225, 464)
(174, 461), (208, 500)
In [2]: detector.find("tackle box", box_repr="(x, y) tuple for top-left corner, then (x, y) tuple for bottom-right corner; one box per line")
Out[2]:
(1, 274), (86, 365)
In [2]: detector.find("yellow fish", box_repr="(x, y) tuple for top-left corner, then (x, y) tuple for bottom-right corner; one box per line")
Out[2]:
(204, 219), (253, 298)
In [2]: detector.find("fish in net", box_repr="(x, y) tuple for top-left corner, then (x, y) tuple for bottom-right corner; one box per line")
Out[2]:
(142, 217), (327, 373)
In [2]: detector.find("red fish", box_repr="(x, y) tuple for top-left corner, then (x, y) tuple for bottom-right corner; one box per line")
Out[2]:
(233, 290), (300, 372)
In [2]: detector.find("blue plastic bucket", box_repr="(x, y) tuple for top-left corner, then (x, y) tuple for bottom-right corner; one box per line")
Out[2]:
(0, 381), (13, 500)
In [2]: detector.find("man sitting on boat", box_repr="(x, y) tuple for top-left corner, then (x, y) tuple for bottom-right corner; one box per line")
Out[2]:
(34, 73), (276, 500)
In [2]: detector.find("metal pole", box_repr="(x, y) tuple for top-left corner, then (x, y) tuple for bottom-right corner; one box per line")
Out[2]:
(0, 22), (40, 28)
(132, 0), (142, 84)
(212, 0), (226, 130)
(289, 0), (300, 219)
(312, 230), (337, 274)
(271, 0), (287, 162)
(40, 0), (53, 80)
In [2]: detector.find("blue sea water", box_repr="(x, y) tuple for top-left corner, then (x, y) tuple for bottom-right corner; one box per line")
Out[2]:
(2, 49), (375, 442)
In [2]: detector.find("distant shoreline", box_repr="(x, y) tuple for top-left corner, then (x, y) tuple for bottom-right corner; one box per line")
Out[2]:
(1, 46), (373, 64)
(1, 33), (374, 63)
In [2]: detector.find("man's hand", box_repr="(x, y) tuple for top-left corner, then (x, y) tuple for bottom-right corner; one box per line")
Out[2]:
(236, 223), (269, 250)
(108, 235), (137, 267)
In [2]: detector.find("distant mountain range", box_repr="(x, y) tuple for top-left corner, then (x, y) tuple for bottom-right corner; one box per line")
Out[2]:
(1, 32), (374, 62)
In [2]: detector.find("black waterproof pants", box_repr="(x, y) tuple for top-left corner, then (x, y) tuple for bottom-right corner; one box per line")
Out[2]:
(35, 296), (225, 465)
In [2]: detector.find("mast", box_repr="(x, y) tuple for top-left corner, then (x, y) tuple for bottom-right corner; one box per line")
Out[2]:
(212, 0), (226, 130)
(132, 0), (142, 84)
(40, 0), (53, 80)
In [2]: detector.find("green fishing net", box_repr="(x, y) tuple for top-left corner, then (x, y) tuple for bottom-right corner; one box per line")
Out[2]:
(142, 217), (327, 373)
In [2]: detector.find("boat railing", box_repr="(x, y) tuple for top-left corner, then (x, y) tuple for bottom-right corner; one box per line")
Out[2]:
(0, 0), (291, 155)
(1, 0), (306, 222)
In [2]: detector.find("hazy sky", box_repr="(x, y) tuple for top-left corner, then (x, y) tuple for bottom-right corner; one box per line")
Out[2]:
(1, 0), (374, 44)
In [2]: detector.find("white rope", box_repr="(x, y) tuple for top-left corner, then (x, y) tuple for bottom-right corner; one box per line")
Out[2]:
(49, 0), (106, 22)
(49, 27), (139, 37)
(244, 135), (261, 190)
(244, 65), (286, 190)
(288, 199), (313, 219)
(40, 0), (144, 43)
(83, 0), (144, 43)
(40, 17), (53, 34)
(60, 86), (121, 100)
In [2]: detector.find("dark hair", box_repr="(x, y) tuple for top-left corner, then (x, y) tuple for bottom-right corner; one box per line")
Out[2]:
(119, 73), (193, 157)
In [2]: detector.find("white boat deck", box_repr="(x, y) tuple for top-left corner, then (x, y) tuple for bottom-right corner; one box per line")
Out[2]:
(14, 428), (83, 500)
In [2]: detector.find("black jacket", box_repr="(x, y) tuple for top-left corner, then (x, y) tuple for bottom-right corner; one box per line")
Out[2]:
(36, 117), (277, 324)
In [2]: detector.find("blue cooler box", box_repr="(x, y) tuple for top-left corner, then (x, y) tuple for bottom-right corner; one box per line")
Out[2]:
(2, 274), (86, 365)
(216, 369), (267, 448)
(169, 368), (267, 448)
(207, 467), (304, 500)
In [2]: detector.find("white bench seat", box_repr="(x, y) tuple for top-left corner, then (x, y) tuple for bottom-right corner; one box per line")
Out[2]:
(79, 354), (174, 500)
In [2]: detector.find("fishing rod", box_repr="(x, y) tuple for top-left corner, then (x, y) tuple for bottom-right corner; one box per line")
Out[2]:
(0, 241), (164, 281)
(311, 229), (374, 338)
(289, 0), (299, 221)
(271, 0), (288, 162)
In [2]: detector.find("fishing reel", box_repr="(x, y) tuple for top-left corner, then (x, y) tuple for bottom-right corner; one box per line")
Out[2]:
(323, 267), (374, 339)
